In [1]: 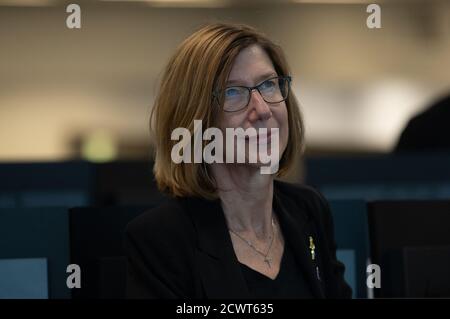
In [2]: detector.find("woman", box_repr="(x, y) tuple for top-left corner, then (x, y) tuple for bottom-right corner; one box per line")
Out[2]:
(125, 23), (351, 299)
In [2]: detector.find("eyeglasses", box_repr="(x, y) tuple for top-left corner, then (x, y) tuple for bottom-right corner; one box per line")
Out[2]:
(214, 76), (292, 113)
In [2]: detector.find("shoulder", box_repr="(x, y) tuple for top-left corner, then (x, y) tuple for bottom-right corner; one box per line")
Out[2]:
(275, 179), (326, 200)
(275, 180), (353, 298)
(274, 179), (330, 213)
(125, 197), (196, 249)
(124, 197), (199, 298)
(274, 179), (333, 233)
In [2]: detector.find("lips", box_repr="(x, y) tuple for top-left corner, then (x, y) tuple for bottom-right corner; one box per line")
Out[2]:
(245, 130), (272, 144)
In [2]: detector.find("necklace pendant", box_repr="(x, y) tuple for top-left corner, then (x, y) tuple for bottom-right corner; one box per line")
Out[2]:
(309, 236), (316, 261)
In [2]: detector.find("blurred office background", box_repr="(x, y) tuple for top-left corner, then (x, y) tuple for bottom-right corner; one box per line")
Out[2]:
(1, 0), (449, 165)
(1, 0), (450, 299)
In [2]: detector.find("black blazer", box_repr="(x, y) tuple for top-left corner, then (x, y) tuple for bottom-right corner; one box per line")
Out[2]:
(124, 180), (352, 299)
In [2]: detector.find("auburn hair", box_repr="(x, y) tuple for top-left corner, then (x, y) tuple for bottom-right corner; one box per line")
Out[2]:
(150, 23), (305, 199)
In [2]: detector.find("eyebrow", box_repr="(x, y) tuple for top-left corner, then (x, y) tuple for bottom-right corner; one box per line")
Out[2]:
(226, 72), (278, 87)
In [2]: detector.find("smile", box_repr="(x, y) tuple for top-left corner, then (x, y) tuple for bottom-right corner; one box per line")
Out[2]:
(244, 130), (272, 144)
(170, 120), (280, 174)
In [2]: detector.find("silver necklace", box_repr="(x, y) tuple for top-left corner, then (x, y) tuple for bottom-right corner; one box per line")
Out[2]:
(229, 217), (276, 268)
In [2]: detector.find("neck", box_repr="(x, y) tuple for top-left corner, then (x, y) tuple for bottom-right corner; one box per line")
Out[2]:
(210, 163), (275, 239)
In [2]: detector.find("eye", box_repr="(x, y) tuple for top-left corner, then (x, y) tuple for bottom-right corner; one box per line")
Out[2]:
(259, 78), (277, 91)
(224, 87), (242, 98)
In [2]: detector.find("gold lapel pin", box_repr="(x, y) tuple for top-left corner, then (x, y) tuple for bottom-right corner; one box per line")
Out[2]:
(309, 236), (316, 261)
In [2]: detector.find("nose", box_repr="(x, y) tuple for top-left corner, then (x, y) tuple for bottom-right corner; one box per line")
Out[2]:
(247, 88), (272, 122)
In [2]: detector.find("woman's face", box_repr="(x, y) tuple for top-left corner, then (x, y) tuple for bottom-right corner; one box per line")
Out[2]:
(218, 44), (289, 169)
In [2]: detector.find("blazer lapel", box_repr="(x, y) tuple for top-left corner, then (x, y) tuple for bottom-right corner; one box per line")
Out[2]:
(179, 181), (326, 299)
(273, 186), (326, 299)
(179, 196), (251, 299)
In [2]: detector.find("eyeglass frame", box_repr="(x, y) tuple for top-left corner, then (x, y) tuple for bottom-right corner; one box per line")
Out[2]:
(213, 75), (292, 113)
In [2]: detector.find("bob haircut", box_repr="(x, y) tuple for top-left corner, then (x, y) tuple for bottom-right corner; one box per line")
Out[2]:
(150, 23), (305, 200)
